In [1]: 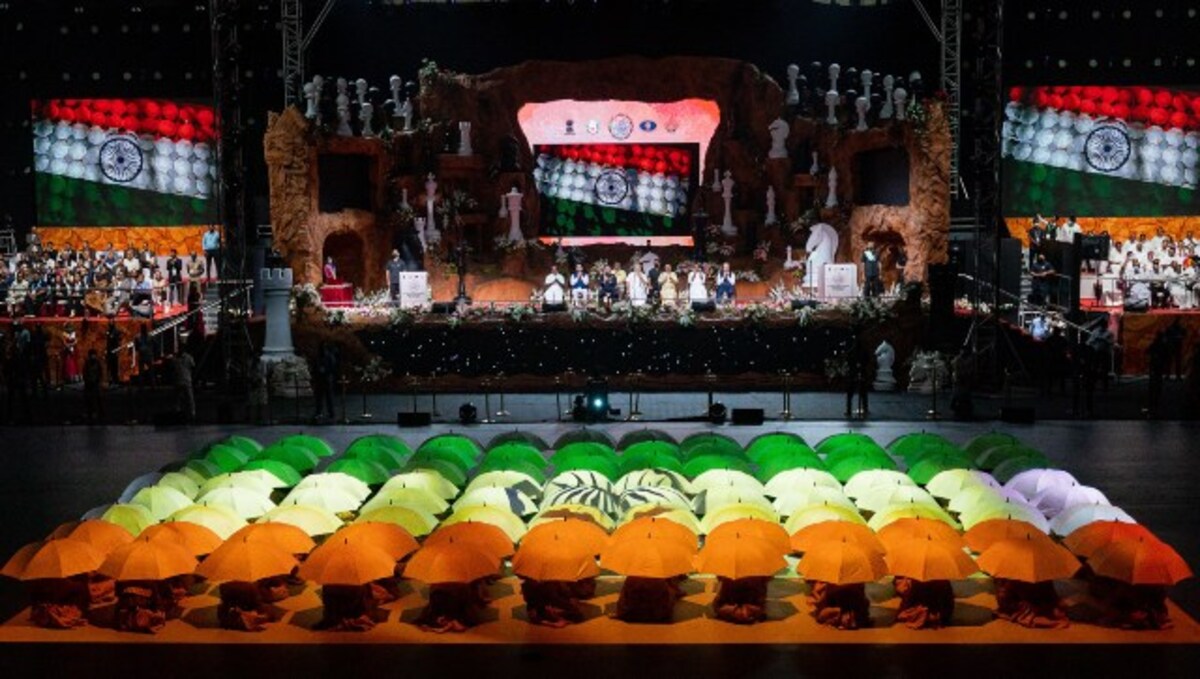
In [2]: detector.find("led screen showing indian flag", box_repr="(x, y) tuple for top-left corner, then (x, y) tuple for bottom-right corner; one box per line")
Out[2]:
(32, 98), (218, 227)
(1002, 85), (1200, 218)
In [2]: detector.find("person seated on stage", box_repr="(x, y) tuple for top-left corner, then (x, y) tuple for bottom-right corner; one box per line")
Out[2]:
(1147, 261), (1170, 309)
(1091, 577), (1173, 631)
(519, 576), (593, 627)
(809, 580), (871, 630)
(113, 581), (170, 634)
(712, 576), (770, 625)
(131, 271), (155, 319)
(714, 262), (736, 306)
(151, 268), (168, 311)
(1029, 252), (1055, 306)
(687, 265), (708, 304)
(598, 266), (619, 312)
(569, 263), (590, 307)
(893, 576), (955, 630)
(27, 574), (91, 629)
(217, 580), (272, 632)
(6, 269), (29, 317)
(659, 264), (679, 308)
(139, 242), (156, 274)
(626, 261), (649, 307)
(615, 576), (680, 624)
(1030, 314), (1051, 342)
(386, 249), (405, 303)
(414, 580), (489, 633)
(121, 248), (141, 279)
(1166, 262), (1189, 309)
(543, 264), (566, 307)
(612, 262), (627, 298)
(992, 577), (1069, 629)
(317, 583), (378, 631)
(322, 256), (340, 285)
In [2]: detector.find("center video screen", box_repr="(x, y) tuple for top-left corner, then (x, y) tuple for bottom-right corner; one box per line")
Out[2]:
(533, 143), (698, 244)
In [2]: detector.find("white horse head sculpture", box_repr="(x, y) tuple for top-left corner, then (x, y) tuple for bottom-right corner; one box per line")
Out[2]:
(804, 222), (839, 289)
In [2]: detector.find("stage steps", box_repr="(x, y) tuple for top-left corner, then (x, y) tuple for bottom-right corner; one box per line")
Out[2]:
(201, 286), (220, 336)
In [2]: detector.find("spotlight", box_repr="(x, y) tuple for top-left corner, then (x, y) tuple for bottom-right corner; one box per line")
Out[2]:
(571, 378), (612, 423)
(458, 402), (477, 425)
(708, 402), (728, 425)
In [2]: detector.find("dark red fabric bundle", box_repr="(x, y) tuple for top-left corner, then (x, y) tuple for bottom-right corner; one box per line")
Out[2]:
(1091, 578), (1173, 630)
(113, 585), (167, 634)
(520, 578), (588, 627)
(713, 576), (769, 625)
(993, 578), (1069, 629)
(318, 584), (377, 632)
(810, 581), (871, 630)
(894, 576), (956, 629)
(415, 581), (487, 633)
(217, 581), (271, 632)
(615, 576), (680, 624)
(256, 576), (291, 604)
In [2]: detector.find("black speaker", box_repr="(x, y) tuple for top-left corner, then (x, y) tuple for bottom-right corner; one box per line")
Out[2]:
(152, 411), (188, 427)
(791, 299), (820, 310)
(1078, 234), (1110, 261)
(1000, 406), (1036, 424)
(397, 412), (432, 427)
(731, 408), (764, 426)
(927, 264), (955, 320)
(430, 302), (456, 314)
(691, 301), (716, 312)
(542, 303), (567, 313)
(998, 238), (1022, 320)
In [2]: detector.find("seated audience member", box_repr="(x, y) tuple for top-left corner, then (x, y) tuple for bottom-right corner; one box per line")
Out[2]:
(113, 582), (169, 634)
(614, 576), (680, 624)
(27, 574), (91, 629)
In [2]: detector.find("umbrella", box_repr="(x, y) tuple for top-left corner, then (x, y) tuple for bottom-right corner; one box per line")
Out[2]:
(696, 487), (774, 516)
(948, 486), (1032, 515)
(764, 469), (842, 497)
(772, 485), (857, 517)
(118, 472), (164, 504)
(1087, 537), (1193, 586)
(867, 504), (959, 532)
(706, 518), (790, 555)
(745, 432), (809, 462)
(182, 459), (223, 482)
(992, 457), (1049, 485)
(876, 517), (967, 552)
(205, 444), (251, 473)
(965, 519), (1054, 553)
(925, 469), (1000, 500)
(691, 469), (763, 494)
(755, 450), (826, 484)
(408, 450), (474, 479)
(155, 472), (202, 500)
(100, 503), (156, 536)
(553, 429), (616, 449)
(699, 503), (780, 535)
(196, 538), (298, 582)
(886, 432), (954, 461)
(522, 518), (610, 555)
(855, 485), (940, 514)
(976, 444), (1048, 472)
(618, 443), (685, 475)
(240, 459), (304, 488)
(789, 520), (884, 555)
(964, 507), (1051, 534)
(964, 431), (1020, 459)
(229, 522), (316, 555)
(425, 522), (515, 560)
(199, 472), (275, 498)
(485, 442), (548, 470)
(140, 522), (223, 557)
(617, 506), (701, 535)
(512, 526), (603, 581)
(1063, 521), (1159, 558)
(443, 505), (527, 542)
(695, 533), (787, 579)
(829, 456), (898, 484)
(414, 433), (483, 469)
(824, 441), (891, 469)
(129, 486), (194, 522)
(683, 454), (752, 479)
(47, 522), (80, 539)
(611, 516), (698, 550)
(1005, 469), (1079, 499)
(258, 443), (320, 474)
(885, 536), (978, 581)
(344, 437), (411, 469)
(258, 504), (343, 537)
(487, 430), (549, 452)
(907, 455), (973, 485)
(976, 536), (1081, 582)
(1, 541), (43, 579)
(613, 468), (693, 495)
(13, 539), (106, 580)
(616, 429), (677, 450)
(815, 432), (876, 455)
(678, 432), (741, 457)
(620, 439), (683, 462)
(553, 452), (620, 481)
(330, 523), (419, 561)
(325, 458), (391, 486)
(347, 434), (412, 458)
(276, 434), (335, 459)
(535, 504), (616, 531)
(296, 473), (371, 502)
(298, 540), (397, 585)
(279, 486), (361, 515)
(99, 537), (197, 581)
(797, 539), (887, 584)
(601, 533), (695, 578)
(843, 469), (916, 499)
(542, 486), (618, 517)
(465, 470), (542, 500)
(1050, 504), (1136, 537)
(784, 505), (867, 534)
(474, 457), (546, 486)
(404, 542), (500, 585)
(198, 487), (278, 520)
(1032, 484), (1110, 519)
(222, 435), (264, 457)
(547, 458), (619, 485)
(167, 504), (248, 540)
(617, 485), (693, 514)
(355, 505), (437, 537)
(359, 487), (449, 516)
(453, 487), (538, 517)
(382, 471), (459, 500)
(67, 520), (135, 554)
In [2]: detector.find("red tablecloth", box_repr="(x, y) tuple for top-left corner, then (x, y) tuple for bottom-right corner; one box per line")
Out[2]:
(320, 284), (354, 307)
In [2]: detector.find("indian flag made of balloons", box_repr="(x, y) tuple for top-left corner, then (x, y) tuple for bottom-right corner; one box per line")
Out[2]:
(31, 98), (218, 227)
(1002, 86), (1199, 219)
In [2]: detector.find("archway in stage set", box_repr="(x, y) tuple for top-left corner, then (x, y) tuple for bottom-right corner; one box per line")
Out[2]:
(323, 232), (366, 291)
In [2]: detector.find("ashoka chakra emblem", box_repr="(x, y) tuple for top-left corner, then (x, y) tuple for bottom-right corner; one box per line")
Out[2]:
(1084, 124), (1131, 173)
(595, 170), (629, 206)
(99, 135), (144, 183)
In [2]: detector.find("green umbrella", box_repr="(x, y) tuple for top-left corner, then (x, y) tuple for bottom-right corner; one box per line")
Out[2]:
(992, 456), (1046, 484)
(907, 455), (972, 485)
(815, 432), (876, 456)
(240, 459), (303, 487)
(829, 455), (897, 483)
(341, 443), (407, 471)
(483, 442), (547, 470)
(403, 458), (468, 488)
(745, 432), (809, 462)
(346, 434), (412, 458)
(259, 443), (320, 474)
(755, 450), (827, 484)
(204, 444), (250, 473)
(554, 454), (621, 482)
(277, 434), (336, 459)
(326, 458), (391, 486)
(886, 432), (953, 461)
(976, 444), (1048, 471)
(222, 435), (263, 456)
(823, 441), (890, 469)
(409, 447), (475, 474)
(486, 430), (549, 451)
(475, 457), (547, 485)
(904, 441), (969, 466)
(682, 454), (752, 479)
(550, 442), (617, 467)
(415, 434), (482, 470)
(619, 442), (685, 475)
(680, 433), (743, 460)
(964, 431), (1021, 458)
(553, 429), (616, 449)
(183, 459), (223, 482)
(616, 428), (678, 450)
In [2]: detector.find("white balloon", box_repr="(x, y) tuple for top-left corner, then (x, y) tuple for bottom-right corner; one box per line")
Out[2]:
(173, 157), (191, 177)
(173, 175), (194, 195)
(49, 158), (68, 175)
(1141, 144), (1162, 163)
(1159, 165), (1180, 185)
(155, 137), (174, 157)
(1162, 147), (1181, 166)
(69, 141), (86, 161)
(1050, 150), (1069, 168)
(87, 126), (106, 145)
(1013, 143), (1033, 162)
(1004, 102), (1023, 121)
(1039, 110), (1059, 129)
(66, 160), (85, 178)
(33, 137), (51, 156)
(54, 122), (71, 141)
(1053, 130), (1073, 149)
(1035, 128), (1056, 148)
(195, 177), (210, 196)
(152, 154), (173, 174)
(1032, 146), (1052, 164)
(71, 123), (87, 140)
(1074, 114), (1095, 135)
(175, 139), (193, 159)
(83, 165), (99, 182)
(192, 159), (209, 178)
(34, 155), (49, 172)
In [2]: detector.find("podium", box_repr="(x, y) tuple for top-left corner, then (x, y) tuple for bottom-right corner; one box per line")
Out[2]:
(398, 272), (429, 309)
(823, 263), (859, 299)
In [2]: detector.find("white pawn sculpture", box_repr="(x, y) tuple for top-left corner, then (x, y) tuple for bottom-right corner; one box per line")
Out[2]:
(893, 87), (909, 121)
(810, 151), (820, 175)
(784, 244), (801, 270)
(873, 341), (897, 391)
(768, 118), (789, 159)
(398, 97), (413, 132)
(824, 90), (839, 126)
(828, 63), (841, 92)
(785, 64), (801, 105)
(414, 216), (427, 251)
(303, 82), (318, 120)
(720, 171), (737, 237)
(765, 186), (778, 226)
(354, 78), (368, 107)
(505, 187), (524, 243)
(359, 102), (375, 138)
(825, 167), (839, 208)
(336, 77), (348, 98)
(498, 192), (508, 219)
(458, 121), (472, 156)
(855, 97), (869, 131)
(401, 187), (410, 210)
(388, 75), (402, 122)
(711, 167), (721, 193)
(880, 75), (896, 119)
(861, 69), (874, 101)
(424, 174), (441, 245)
(335, 93), (353, 136)
(311, 75), (325, 125)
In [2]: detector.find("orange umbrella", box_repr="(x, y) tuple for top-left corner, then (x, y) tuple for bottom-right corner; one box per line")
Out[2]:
(1063, 521), (1159, 559)
(695, 533), (786, 579)
(47, 521), (81, 540)
(405, 541), (501, 585)
(877, 517), (967, 553)
(67, 520), (136, 554)
(16, 538), (106, 581)
(885, 536), (978, 581)
(600, 533), (695, 578)
(228, 523), (316, 555)
(196, 538), (299, 583)
(964, 518), (1053, 554)
(610, 516), (698, 552)
(521, 518), (610, 556)
(330, 523), (420, 561)
(98, 537), (198, 581)
(976, 535), (1081, 583)
(141, 522), (223, 557)
(789, 520), (885, 556)
(424, 522), (515, 560)
(797, 539), (887, 584)
(298, 539), (397, 586)
(512, 527), (602, 582)
(1, 541), (44, 579)
(706, 518), (790, 556)
(1087, 537), (1193, 586)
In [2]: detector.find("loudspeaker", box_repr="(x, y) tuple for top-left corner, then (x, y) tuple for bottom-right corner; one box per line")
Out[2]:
(1000, 406), (1036, 424)
(691, 301), (716, 312)
(542, 302), (567, 313)
(430, 302), (456, 314)
(791, 299), (820, 310)
(397, 412), (432, 427)
(152, 410), (188, 427)
(1078, 234), (1110, 261)
(731, 408), (765, 425)
(927, 264), (955, 320)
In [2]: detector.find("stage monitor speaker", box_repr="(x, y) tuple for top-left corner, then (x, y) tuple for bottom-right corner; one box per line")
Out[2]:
(731, 408), (765, 426)
(542, 303), (567, 313)
(791, 299), (820, 310)
(927, 264), (955, 320)
(692, 301), (716, 313)
(429, 302), (456, 314)
(1000, 406), (1036, 424)
(397, 412), (432, 427)
(152, 411), (188, 427)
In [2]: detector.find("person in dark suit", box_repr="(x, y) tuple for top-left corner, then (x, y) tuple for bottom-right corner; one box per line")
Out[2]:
(861, 243), (882, 298)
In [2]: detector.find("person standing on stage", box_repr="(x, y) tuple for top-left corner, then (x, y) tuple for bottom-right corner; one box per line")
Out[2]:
(1030, 253), (1055, 306)
(570, 264), (590, 308)
(715, 262), (736, 306)
(626, 262), (649, 307)
(861, 243), (882, 298)
(202, 225), (222, 282)
(598, 266), (619, 313)
(659, 264), (679, 308)
(687, 264), (708, 304)
(166, 249), (184, 308)
(386, 249), (405, 303)
(613, 263), (627, 300)
(543, 265), (566, 306)
(187, 253), (206, 296)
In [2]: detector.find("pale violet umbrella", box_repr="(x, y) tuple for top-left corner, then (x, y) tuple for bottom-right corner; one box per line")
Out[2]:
(1033, 484), (1110, 519)
(118, 472), (164, 504)
(1050, 504), (1135, 537)
(1005, 469), (1078, 500)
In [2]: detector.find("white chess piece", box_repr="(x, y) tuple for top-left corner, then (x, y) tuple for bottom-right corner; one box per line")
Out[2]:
(303, 82), (317, 120)
(414, 216), (427, 251)
(424, 174), (441, 244)
(828, 63), (841, 92)
(768, 118), (789, 159)
(765, 186), (778, 226)
(505, 187), (524, 243)
(824, 90), (839, 125)
(399, 97), (413, 132)
(855, 97), (869, 131)
(336, 77), (348, 98)
(720, 171), (737, 237)
(825, 167), (839, 208)
(711, 167), (721, 193)
(810, 151), (820, 175)
(873, 341), (897, 391)
(880, 75), (895, 119)
(311, 75), (324, 125)
(784, 245), (801, 270)
(388, 75), (402, 123)
(359, 102), (375, 138)
(861, 69), (874, 100)
(498, 193), (508, 219)
(335, 93), (353, 136)
(401, 187), (410, 210)
(785, 64), (801, 105)
(457, 121), (472, 156)
(893, 87), (909, 121)
(354, 78), (368, 107)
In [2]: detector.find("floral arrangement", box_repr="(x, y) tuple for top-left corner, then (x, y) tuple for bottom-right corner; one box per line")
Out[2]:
(291, 283), (323, 315)
(824, 355), (849, 381)
(735, 269), (761, 283)
(788, 208), (819, 238)
(796, 305), (816, 327)
(388, 306), (417, 327)
(325, 309), (348, 327)
(569, 305), (589, 323)
(742, 302), (771, 325)
(845, 296), (895, 326)
(507, 302), (535, 323)
(353, 356), (391, 385)
(676, 305), (696, 328)
(436, 190), (479, 234)
(753, 240), (772, 264)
